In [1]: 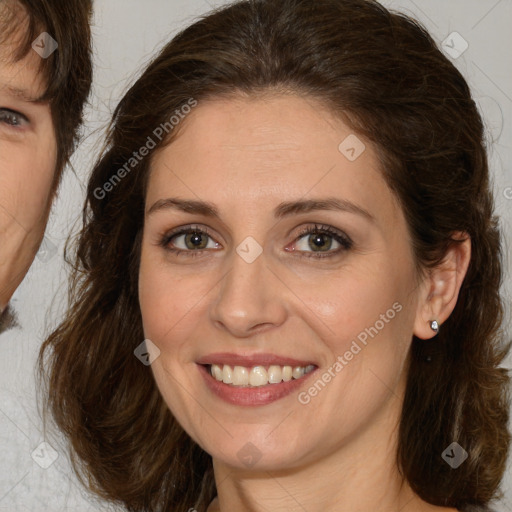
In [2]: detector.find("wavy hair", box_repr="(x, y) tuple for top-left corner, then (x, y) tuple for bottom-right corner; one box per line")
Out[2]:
(38, 1), (511, 511)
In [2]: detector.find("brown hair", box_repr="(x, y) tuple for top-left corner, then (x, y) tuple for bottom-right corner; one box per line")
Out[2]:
(38, 1), (511, 511)
(0, 0), (93, 192)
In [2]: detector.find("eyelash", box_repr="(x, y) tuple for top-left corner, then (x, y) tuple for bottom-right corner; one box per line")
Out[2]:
(0, 108), (29, 128)
(158, 223), (353, 259)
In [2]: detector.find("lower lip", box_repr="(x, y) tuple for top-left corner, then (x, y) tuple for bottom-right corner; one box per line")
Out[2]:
(197, 364), (317, 406)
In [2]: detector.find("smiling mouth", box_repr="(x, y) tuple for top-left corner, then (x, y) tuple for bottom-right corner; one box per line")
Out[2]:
(205, 363), (316, 387)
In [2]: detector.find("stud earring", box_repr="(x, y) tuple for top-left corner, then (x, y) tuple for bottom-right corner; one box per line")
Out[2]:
(430, 320), (439, 334)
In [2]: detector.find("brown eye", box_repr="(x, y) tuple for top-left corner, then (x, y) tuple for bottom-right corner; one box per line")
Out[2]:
(174, 230), (211, 250)
(160, 225), (220, 258)
(0, 108), (29, 127)
(292, 224), (353, 259)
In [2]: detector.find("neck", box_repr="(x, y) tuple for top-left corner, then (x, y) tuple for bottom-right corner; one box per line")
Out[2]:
(207, 377), (457, 512)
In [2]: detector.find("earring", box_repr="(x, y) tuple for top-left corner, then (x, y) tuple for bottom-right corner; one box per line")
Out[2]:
(430, 320), (439, 334)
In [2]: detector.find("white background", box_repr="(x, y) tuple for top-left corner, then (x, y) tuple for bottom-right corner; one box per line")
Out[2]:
(0, 0), (511, 510)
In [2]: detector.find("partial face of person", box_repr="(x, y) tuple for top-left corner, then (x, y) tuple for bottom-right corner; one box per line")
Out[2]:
(0, 17), (57, 311)
(139, 94), (423, 470)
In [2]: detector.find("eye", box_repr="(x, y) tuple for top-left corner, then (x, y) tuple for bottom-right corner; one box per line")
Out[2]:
(290, 223), (353, 259)
(159, 223), (353, 259)
(0, 108), (29, 128)
(159, 225), (220, 258)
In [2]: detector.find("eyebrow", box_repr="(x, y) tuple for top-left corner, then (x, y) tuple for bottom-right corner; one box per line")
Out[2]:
(147, 197), (375, 223)
(0, 83), (44, 103)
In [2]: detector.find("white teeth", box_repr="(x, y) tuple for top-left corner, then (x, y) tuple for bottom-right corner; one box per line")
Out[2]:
(232, 365), (249, 386)
(292, 366), (304, 379)
(267, 365), (282, 383)
(212, 364), (223, 381)
(249, 366), (268, 386)
(209, 363), (315, 387)
(222, 364), (233, 384)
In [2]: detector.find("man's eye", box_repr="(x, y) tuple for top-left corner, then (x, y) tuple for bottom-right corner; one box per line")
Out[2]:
(0, 108), (29, 127)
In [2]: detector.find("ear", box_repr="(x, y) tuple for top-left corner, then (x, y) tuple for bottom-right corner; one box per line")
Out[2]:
(413, 232), (471, 340)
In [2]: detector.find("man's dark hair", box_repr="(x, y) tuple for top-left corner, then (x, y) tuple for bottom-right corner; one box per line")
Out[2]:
(0, 0), (93, 192)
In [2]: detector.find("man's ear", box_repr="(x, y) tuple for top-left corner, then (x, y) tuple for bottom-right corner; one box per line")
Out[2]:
(413, 232), (471, 340)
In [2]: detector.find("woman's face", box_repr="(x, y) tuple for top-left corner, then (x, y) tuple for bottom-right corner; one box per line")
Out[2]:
(139, 94), (424, 470)
(0, 26), (57, 310)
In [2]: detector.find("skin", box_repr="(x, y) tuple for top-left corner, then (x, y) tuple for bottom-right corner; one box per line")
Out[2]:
(138, 94), (470, 512)
(0, 18), (57, 313)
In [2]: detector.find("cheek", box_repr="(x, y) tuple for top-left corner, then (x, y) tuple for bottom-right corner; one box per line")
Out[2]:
(138, 251), (207, 432)
(295, 274), (413, 436)
(0, 139), (56, 228)
(300, 258), (415, 410)
(299, 258), (406, 341)
(138, 246), (200, 350)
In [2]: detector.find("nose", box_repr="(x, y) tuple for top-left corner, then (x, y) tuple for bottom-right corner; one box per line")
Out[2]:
(209, 245), (287, 338)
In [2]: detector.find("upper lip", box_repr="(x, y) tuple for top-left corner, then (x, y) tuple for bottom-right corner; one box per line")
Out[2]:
(196, 352), (316, 367)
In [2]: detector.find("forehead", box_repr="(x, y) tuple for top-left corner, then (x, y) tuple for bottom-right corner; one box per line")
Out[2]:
(0, 49), (47, 101)
(148, 95), (401, 227)
(0, 0), (28, 52)
(0, 2), (46, 100)
(152, 94), (365, 173)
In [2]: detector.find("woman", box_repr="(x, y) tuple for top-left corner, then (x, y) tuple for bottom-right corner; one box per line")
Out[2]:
(38, 0), (511, 511)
